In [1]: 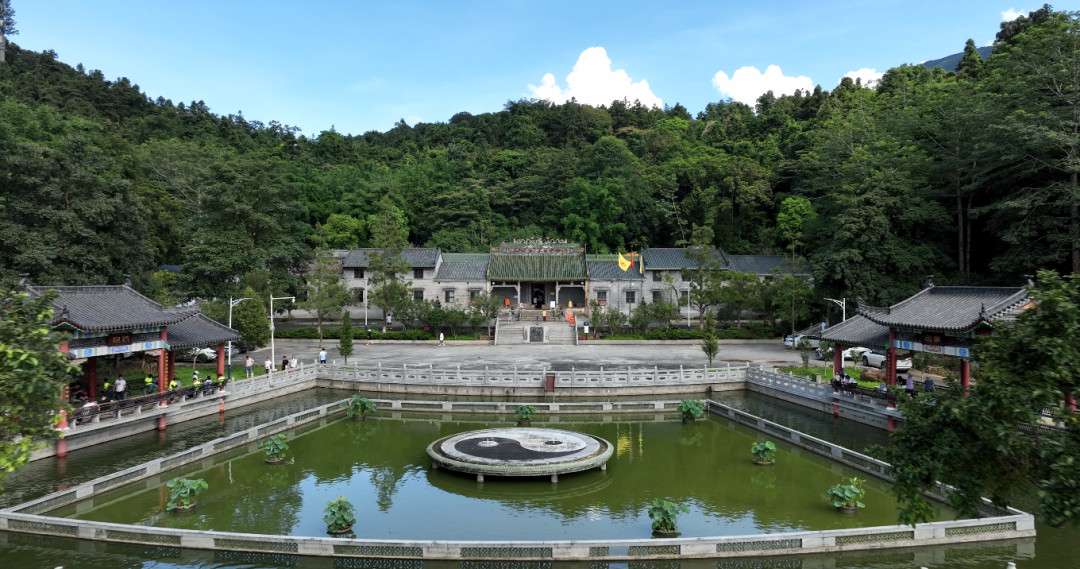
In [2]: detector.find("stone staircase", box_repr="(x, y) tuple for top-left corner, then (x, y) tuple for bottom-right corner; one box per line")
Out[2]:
(496, 318), (578, 345)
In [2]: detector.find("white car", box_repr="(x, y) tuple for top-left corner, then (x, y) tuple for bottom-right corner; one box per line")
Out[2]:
(181, 346), (239, 362)
(815, 346), (869, 361)
(783, 334), (820, 349)
(861, 349), (912, 371)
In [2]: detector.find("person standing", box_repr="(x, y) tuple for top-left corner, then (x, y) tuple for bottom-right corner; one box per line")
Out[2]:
(244, 355), (255, 378)
(439, 332), (445, 347)
(290, 354), (298, 371)
(264, 356), (273, 375)
(281, 355), (288, 372)
(319, 348), (327, 365)
(114, 374), (127, 401)
(366, 326), (372, 345)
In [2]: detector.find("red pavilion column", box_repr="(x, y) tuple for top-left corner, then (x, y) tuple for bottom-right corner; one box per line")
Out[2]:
(960, 359), (971, 396)
(158, 328), (168, 393)
(833, 343), (844, 378)
(216, 343), (226, 378)
(86, 357), (98, 401)
(1066, 393), (1076, 414)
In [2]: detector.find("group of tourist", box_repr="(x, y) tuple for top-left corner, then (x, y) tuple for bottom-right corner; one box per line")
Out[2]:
(832, 372), (859, 393)
(71, 368), (227, 408)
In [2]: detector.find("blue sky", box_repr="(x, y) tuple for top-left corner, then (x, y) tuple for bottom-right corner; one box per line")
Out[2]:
(9, 1), (1060, 136)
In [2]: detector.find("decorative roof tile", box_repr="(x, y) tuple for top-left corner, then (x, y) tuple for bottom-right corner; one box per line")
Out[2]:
(587, 255), (645, 280)
(27, 285), (198, 332)
(813, 315), (890, 348)
(168, 314), (241, 349)
(859, 286), (1031, 333)
(643, 248), (725, 269)
(435, 253), (490, 281)
(342, 248), (440, 269)
(488, 253), (587, 281)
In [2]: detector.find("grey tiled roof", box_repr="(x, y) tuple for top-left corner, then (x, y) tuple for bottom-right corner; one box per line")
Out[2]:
(488, 253), (588, 281)
(435, 253), (490, 281)
(643, 248), (724, 269)
(726, 254), (809, 275)
(27, 285), (198, 332)
(342, 248), (440, 268)
(168, 314), (241, 349)
(859, 286), (1031, 333)
(587, 255), (645, 280)
(813, 315), (890, 348)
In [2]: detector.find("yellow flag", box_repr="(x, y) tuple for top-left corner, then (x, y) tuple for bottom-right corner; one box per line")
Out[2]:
(618, 252), (631, 271)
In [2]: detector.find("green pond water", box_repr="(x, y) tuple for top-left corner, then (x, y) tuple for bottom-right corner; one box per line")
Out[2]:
(0, 389), (1069, 568)
(50, 414), (926, 540)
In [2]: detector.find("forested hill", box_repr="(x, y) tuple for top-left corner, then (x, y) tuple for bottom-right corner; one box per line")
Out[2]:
(1, 6), (1078, 309)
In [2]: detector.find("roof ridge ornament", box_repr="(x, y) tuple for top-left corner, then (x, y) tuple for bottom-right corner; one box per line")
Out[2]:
(922, 275), (934, 289)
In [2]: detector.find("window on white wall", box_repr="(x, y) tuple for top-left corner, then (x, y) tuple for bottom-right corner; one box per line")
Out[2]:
(626, 290), (636, 304)
(445, 290), (455, 303)
(413, 289), (424, 300)
(596, 290), (607, 303)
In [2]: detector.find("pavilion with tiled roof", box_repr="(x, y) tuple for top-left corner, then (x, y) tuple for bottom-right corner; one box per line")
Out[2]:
(23, 281), (240, 412)
(843, 281), (1032, 389)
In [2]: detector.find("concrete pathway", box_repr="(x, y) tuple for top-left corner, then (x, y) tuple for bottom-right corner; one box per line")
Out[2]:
(250, 339), (805, 371)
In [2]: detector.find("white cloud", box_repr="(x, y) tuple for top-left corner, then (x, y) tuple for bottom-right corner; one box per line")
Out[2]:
(842, 68), (884, 89)
(1001, 8), (1025, 21)
(528, 47), (662, 108)
(711, 65), (814, 107)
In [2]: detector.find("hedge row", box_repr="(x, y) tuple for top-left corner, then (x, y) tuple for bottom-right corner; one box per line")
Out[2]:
(276, 326), (436, 341)
(276, 323), (780, 341)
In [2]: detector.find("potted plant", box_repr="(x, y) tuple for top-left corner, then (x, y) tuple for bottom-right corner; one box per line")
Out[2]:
(678, 400), (704, 423)
(324, 496), (357, 534)
(648, 498), (688, 537)
(341, 394), (377, 421)
(826, 477), (866, 513)
(751, 441), (776, 465)
(258, 433), (290, 464)
(165, 477), (208, 513)
(514, 404), (536, 425)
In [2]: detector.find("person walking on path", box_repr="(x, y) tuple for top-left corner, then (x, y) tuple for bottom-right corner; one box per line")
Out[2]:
(114, 374), (127, 400)
(439, 332), (445, 347)
(245, 356), (255, 378)
(319, 348), (327, 364)
(264, 356), (273, 375)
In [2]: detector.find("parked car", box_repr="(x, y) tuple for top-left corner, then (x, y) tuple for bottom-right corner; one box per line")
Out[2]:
(815, 345), (870, 361)
(861, 349), (913, 371)
(783, 334), (820, 349)
(180, 346), (239, 362)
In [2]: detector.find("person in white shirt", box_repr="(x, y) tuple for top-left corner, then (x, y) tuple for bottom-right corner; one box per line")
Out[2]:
(245, 356), (255, 378)
(319, 348), (327, 364)
(114, 375), (127, 400)
(264, 357), (273, 375)
(290, 355), (298, 371)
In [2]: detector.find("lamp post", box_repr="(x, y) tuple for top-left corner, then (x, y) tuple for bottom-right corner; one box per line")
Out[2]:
(226, 297), (251, 379)
(270, 295), (295, 373)
(825, 297), (846, 322)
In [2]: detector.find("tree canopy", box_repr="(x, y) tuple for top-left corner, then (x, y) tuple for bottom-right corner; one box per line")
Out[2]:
(0, 7), (1078, 326)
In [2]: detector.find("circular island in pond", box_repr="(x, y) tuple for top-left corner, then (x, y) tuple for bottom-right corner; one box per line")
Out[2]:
(426, 427), (613, 482)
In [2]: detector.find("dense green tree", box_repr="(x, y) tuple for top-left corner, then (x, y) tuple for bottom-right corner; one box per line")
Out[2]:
(0, 290), (76, 490)
(338, 311), (354, 364)
(300, 249), (351, 347)
(886, 271), (1080, 527)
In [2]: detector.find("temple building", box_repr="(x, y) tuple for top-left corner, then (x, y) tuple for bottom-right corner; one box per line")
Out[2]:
(341, 241), (808, 318)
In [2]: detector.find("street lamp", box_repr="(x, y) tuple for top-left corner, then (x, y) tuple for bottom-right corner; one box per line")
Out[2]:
(825, 297), (846, 322)
(270, 295), (295, 373)
(226, 297), (251, 379)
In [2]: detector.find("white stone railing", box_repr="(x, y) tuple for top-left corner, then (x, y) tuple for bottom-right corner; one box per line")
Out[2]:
(224, 363), (318, 398)
(320, 362), (749, 389)
(746, 366), (832, 402)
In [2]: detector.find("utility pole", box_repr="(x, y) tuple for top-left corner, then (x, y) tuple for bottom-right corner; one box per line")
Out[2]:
(825, 297), (846, 322)
(227, 297), (251, 379)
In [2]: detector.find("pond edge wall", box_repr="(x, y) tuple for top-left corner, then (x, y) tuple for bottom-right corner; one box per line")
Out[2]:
(0, 396), (1035, 561)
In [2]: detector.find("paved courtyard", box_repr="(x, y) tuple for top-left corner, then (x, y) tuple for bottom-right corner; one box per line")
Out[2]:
(252, 339), (804, 371)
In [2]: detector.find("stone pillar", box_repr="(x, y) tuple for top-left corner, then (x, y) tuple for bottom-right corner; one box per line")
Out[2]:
(960, 359), (970, 395)
(216, 343), (226, 378)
